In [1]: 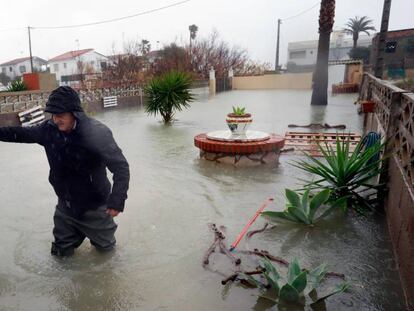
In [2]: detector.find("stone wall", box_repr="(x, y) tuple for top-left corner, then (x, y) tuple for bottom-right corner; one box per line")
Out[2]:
(361, 73), (414, 310)
(0, 86), (144, 127)
(0, 90), (51, 114)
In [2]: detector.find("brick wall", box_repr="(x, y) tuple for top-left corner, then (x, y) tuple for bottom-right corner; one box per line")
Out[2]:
(361, 73), (414, 310)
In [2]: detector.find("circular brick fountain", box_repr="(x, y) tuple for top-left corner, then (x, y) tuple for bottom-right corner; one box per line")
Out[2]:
(194, 130), (285, 166)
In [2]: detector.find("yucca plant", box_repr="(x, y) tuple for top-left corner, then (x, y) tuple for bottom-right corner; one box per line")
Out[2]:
(144, 71), (194, 124)
(7, 79), (27, 92)
(292, 138), (384, 212)
(242, 257), (350, 305)
(262, 188), (346, 226)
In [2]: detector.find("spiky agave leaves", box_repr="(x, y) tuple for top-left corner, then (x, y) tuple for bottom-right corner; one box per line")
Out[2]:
(292, 137), (384, 213)
(262, 188), (346, 225)
(240, 257), (349, 304)
(144, 71), (194, 124)
(232, 106), (246, 116)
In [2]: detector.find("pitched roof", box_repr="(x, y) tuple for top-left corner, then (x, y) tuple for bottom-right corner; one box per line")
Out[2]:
(49, 48), (94, 62)
(386, 28), (414, 39)
(0, 56), (38, 66)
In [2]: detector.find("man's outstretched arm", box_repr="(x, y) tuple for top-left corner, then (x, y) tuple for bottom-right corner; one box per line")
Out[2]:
(0, 122), (45, 145)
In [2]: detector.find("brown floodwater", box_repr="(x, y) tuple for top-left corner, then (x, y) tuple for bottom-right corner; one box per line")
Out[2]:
(0, 89), (406, 310)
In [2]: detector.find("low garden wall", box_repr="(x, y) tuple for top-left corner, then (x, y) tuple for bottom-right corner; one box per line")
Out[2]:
(0, 86), (144, 126)
(360, 73), (414, 310)
(232, 72), (312, 90)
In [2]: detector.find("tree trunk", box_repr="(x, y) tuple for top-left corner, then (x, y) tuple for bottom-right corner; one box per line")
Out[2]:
(311, 31), (331, 106)
(353, 33), (358, 49)
(374, 0), (392, 78)
(311, 0), (336, 106)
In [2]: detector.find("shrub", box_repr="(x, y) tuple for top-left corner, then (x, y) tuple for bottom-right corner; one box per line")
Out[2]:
(144, 71), (194, 124)
(7, 79), (27, 92)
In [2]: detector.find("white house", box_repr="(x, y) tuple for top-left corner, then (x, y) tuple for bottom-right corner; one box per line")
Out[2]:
(48, 49), (109, 85)
(287, 31), (373, 68)
(0, 56), (47, 80)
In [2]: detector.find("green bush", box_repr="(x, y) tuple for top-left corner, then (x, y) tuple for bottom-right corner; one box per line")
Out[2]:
(144, 71), (194, 124)
(7, 79), (28, 92)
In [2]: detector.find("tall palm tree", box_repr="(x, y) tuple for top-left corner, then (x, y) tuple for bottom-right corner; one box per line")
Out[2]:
(344, 16), (376, 49)
(311, 0), (336, 106)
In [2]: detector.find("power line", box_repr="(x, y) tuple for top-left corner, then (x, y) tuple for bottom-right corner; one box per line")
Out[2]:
(0, 27), (25, 33)
(15, 0), (189, 31)
(282, 2), (319, 21)
(0, 0), (192, 33)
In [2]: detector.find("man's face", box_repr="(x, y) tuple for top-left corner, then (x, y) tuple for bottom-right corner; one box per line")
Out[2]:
(52, 112), (75, 133)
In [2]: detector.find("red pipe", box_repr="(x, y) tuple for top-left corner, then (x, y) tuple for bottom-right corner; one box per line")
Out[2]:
(229, 197), (273, 251)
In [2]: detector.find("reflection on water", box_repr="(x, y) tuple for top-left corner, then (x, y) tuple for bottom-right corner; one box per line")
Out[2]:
(0, 90), (405, 310)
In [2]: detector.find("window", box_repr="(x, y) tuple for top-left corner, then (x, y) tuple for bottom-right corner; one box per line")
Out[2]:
(9, 67), (12, 72)
(63, 63), (67, 69)
(90, 61), (95, 65)
(53, 63), (59, 72)
(386, 41), (397, 53)
(100, 61), (107, 69)
(19, 65), (26, 73)
(1, 67), (5, 73)
(289, 50), (306, 59)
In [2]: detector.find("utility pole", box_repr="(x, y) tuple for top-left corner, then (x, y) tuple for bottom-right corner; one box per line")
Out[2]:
(275, 19), (282, 71)
(27, 26), (34, 73)
(374, 0), (392, 78)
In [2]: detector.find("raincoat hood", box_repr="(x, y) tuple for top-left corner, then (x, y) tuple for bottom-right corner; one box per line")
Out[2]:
(45, 86), (84, 114)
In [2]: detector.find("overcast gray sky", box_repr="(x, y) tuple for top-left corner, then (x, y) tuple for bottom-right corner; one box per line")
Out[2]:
(0, 0), (412, 66)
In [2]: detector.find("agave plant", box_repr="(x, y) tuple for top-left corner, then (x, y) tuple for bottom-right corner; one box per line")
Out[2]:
(292, 138), (384, 212)
(242, 257), (350, 305)
(231, 106), (246, 116)
(144, 71), (194, 124)
(262, 188), (346, 225)
(7, 79), (27, 92)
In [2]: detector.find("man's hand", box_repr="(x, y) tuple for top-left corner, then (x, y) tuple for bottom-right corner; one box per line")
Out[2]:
(106, 208), (120, 217)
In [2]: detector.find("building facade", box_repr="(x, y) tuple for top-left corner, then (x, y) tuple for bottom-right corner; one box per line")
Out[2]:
(287, 31), (372, 72)
(0, 56), (47, 80)
(370, 28), (414, 79)
(48, 49), (109, 85)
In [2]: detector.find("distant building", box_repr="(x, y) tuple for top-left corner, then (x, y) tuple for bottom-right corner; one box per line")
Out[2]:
(370, 28), (414, 79)
(0, 56), (47, 80)
(287, 31), (372, 72)
(48, 49), (109, 85)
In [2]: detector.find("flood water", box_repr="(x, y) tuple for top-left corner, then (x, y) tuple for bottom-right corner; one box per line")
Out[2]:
(0, 89), (406, 310)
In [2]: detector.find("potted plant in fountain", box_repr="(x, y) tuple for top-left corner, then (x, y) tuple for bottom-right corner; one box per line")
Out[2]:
(226, 106), (252, 136)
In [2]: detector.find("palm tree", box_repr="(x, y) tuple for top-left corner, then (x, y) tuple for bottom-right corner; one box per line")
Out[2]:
(344, 16), (376, 49)
(144, 71), (194, 124)
(189, 24), (198, 44)
(140, 39), (151, 55)
(311, 0), (336, 106)
(188, 24), (198, 66)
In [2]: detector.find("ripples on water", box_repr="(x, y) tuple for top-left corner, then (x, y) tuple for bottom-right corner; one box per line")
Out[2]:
(0, 90), (405, 310)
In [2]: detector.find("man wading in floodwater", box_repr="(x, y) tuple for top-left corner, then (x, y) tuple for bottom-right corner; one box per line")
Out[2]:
(0, 86), (130, 256)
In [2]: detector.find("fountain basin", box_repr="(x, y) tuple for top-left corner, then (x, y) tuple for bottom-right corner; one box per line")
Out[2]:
(194, 130), (285, 166)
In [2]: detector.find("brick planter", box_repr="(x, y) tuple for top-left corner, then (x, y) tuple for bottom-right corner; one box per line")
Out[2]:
(360, 100), (376, 113)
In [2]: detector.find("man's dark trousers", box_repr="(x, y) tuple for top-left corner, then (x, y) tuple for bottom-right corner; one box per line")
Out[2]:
(51, 199), (118, 256)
